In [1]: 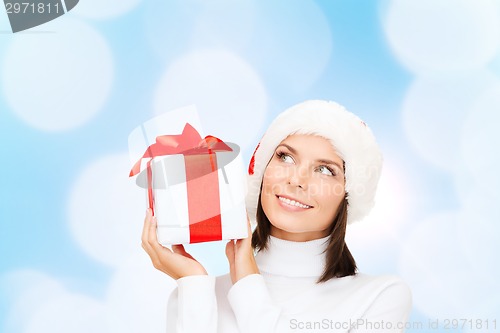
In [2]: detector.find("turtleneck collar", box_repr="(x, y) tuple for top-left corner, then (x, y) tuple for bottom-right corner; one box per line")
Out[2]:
(255, 235), (329, 278)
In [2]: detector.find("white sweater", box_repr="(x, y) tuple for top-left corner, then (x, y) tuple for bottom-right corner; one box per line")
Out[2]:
(166, 236), (412, 332)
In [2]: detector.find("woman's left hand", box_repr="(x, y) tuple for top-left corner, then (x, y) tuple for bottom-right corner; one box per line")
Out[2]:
(225, 216), (259, 284)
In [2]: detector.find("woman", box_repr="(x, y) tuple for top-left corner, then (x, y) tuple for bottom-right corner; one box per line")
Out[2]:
(141, 100), (412, 332)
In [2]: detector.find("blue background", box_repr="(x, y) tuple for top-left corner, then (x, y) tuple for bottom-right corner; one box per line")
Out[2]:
(1, 0), (499, 332)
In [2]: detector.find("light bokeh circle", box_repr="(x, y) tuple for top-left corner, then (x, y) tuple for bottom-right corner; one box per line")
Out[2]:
(1, 17), (113, 131)
(106, 251), (176, 333)
(25, 293), (108, 333)
(401, 71), (500, 171)
(1, 270), (66, 333)
(456, 192), (500, 280)
(383, 0), (500, 73)
(68, 153), (145, 267)
(399, 212), (497, 320)
(460, 85), (500, 197)
(456, 86), (500, 282)
(247, 0), (333, 92)
(190, 0), (257, 50)
(143, 0), (255, 65)
(154, 49), (268, 150)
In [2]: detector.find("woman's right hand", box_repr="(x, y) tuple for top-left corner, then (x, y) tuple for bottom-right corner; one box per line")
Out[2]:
(141, 209), (208, 279)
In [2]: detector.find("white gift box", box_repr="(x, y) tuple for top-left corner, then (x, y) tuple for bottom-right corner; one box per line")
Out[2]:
(129, 106), (248, 245)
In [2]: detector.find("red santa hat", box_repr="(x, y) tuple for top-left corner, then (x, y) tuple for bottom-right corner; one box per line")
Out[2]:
(246, 100), (383, 225)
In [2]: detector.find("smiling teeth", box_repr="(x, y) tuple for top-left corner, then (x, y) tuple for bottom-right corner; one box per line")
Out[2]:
(278, 196), (311, 209)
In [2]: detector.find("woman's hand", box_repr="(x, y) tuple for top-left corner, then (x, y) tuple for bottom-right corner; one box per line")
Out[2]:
(141, 209), (207, 279)
(225, 217), (260, 284)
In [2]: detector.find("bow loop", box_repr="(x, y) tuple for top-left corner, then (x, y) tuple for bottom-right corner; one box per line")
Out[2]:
(129, 123), (232, 177)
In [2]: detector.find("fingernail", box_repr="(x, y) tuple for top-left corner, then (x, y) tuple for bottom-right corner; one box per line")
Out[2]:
(151, 217), (157, 224)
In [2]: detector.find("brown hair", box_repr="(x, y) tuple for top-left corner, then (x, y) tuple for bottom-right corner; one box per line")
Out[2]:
(251, 192), (357, 283)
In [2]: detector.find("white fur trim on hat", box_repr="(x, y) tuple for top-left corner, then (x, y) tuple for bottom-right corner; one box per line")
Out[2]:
(246, 100), (383, 225)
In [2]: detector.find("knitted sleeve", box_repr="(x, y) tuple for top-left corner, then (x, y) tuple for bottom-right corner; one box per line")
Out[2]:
(166, 275), (218, 332)
(227, 274), (282, 332)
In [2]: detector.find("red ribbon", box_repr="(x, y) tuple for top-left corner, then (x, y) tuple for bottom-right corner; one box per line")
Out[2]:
(130, 123), (232, 243)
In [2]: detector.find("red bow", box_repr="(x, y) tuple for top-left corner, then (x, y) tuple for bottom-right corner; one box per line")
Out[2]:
(129, 123), (232, 177)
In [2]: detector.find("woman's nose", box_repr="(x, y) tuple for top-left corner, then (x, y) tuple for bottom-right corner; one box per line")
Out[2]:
(287, 165), (308, 189)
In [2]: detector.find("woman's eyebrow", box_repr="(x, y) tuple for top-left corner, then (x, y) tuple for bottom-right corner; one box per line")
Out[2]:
(277, 143), (344, 173)
(277, 143), (297, 154)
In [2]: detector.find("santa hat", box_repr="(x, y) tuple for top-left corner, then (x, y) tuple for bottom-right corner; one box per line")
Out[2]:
(246, 100), (383, 225)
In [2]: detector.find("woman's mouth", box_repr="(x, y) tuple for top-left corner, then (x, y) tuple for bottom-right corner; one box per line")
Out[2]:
(276, 195), (313, 210)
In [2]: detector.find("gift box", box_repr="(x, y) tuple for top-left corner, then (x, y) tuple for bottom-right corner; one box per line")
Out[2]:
(128, 106), (248, 245)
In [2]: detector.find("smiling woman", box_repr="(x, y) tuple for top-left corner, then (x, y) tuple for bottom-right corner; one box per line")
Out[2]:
(260, 135), (346, 242)
(141, 100), (412, 332)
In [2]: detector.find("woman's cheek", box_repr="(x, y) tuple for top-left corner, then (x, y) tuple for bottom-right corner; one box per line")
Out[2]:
(263, 164), (279, 184)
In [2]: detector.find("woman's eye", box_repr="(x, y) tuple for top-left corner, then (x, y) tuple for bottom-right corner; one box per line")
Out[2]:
(277, 152), (294, 164)
(317, 165), (335, 176)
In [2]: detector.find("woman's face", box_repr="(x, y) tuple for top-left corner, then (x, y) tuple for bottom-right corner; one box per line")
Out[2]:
(261, 134), (346, 242)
